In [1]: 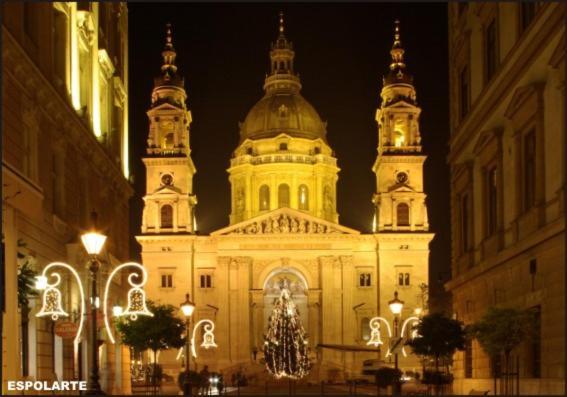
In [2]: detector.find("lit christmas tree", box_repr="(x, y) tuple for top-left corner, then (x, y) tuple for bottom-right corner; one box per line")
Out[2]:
(263, 279), (311, 379)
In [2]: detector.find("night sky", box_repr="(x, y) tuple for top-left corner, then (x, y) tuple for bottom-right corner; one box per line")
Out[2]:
(128, 3), (450, 303)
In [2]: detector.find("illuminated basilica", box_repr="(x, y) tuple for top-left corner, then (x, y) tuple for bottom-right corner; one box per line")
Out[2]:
(137, 18), (433, 381)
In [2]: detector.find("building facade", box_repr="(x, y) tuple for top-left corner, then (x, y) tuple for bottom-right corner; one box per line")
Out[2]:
(446, 2), (565, 395)
(2, 2), (133, 394)
(138, 18), (433, 383)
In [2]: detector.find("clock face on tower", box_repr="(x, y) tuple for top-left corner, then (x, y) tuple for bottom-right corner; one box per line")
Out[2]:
(396, 172), (409, 184)
(161, 174), (173, 186)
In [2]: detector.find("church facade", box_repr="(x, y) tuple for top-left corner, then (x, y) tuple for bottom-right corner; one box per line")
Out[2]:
(137, 18), (433, 382)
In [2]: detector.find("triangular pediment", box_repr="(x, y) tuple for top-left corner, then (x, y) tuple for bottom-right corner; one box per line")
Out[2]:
(387, 183), (415, 193)
(146, 102), (184, 115)
(388, 100), (415, 109)
(152, 185), (182, 195)
(211, 208), (360, 236)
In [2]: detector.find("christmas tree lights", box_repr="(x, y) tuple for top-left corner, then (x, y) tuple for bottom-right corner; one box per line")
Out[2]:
(264, 280), (310, 379)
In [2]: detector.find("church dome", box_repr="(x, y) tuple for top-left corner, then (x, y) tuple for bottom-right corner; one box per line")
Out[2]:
(240, 91), (327, 142)
(238, 13), (327, 143)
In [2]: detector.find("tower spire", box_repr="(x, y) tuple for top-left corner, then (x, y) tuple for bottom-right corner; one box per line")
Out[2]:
(274, 11), (291, 50)
(265, 12), (301, 92)
(153, 22), (184, 94)
(279, 11), (285, 35)
(390, 20), (405, 70)
(384, 19), (412, 86)
(161, 23), (178, 75)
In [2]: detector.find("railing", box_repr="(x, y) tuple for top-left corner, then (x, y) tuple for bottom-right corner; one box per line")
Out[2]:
(230, 154), (337, 167)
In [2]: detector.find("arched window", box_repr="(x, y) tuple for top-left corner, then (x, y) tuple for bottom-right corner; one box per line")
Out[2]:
(397, 203), (410, 226)
(161, 205), (173, 228)
(361, 318), (371, 341)
(259, 185), (270, 210)
(298, 185), (309, 210)
(278, 184), (290, 208)
(394, 130), (405, 147)
(163, 132), (174, 149)
(279, 142), (288, 151)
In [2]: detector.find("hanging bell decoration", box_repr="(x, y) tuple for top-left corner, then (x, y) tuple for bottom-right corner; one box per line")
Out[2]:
(366, 318), (383, 347)
(37, 287), (69, 321)
(201, 323), (218, 350)
(120, 286), (153, 321)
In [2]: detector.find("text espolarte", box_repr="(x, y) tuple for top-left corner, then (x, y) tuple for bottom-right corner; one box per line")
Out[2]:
(7, 380), (87, 391)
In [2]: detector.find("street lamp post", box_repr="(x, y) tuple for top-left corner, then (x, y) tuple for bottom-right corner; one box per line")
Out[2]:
(35, 214), (153, 395)
(81, 231), (107, 394)
(180, 294), (196, 397)
(388, 291), (404, 397)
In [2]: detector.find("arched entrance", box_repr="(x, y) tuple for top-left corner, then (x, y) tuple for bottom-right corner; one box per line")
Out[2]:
(251, 266), (312, 359)
(262, 268), (309, 343)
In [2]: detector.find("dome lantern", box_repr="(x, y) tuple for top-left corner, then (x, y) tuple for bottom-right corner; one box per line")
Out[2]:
(239, 13), (327, 143)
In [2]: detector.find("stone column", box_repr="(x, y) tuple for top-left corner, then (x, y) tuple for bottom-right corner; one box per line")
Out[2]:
(250, 290), (265, 361)
(307, 289), (321, 348)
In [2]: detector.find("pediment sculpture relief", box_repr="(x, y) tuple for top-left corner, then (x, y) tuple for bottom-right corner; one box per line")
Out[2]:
(232, 213), (340, 235)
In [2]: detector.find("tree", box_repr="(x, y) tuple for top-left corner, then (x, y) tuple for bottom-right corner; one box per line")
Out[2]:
(17, 239), (38, 308)
(116, 301), (185, 387)
(467, 307), (531, 395)
(406, 312), (466, 374)
(263, 286), (310, 379)
(16, 239), (38, 377)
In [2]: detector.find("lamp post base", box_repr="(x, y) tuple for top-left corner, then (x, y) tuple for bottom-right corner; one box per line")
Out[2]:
(182, 380), (192, 397)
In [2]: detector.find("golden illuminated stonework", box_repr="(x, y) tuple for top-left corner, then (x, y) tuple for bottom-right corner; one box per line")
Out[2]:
(137, 17), (433, 384)
(228, 13), (339, 224)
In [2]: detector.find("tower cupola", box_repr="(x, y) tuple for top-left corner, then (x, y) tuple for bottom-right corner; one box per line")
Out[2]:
(151, 24), (186, 108)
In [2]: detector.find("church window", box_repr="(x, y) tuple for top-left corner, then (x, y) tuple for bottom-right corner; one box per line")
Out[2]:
(160, 205), (173, 228)
(279, 142), (288, 151)
(314, 147), (321, 154)
(278, 184), (290, 208)
(246, 147), (253, 155)
(298, 185), (309, 210)
(359, 273), (372, 287)
(396, 203), (410, 226)
(200, 274), (212, 289)
(259, 185), (270, 210)
(361, 318), (371, 341)
(163, 132), (175, 149)
(161, 274), (173, 288)
(398, 273), (410, 286)
(394, 130), (405, 147)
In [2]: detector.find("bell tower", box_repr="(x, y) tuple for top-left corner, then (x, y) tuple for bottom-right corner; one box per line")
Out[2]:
(141, 24), (197, 234)
(372, 21), (429, 232)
